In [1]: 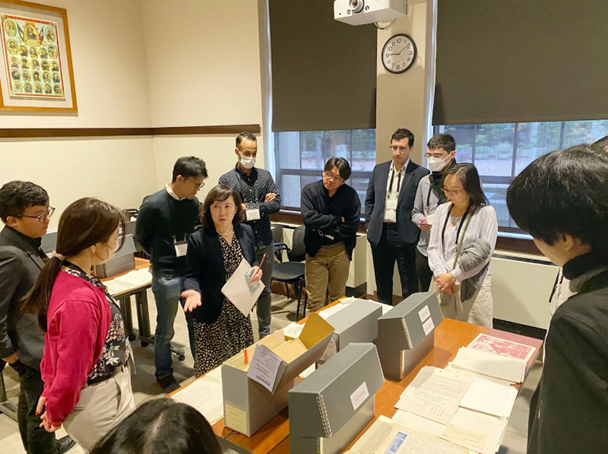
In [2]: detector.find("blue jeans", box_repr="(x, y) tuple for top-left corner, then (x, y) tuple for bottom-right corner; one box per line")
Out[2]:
(151, 272), (194, 379)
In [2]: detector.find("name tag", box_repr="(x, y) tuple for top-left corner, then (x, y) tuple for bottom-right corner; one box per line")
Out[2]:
(175, 242), (188, 257)
(246, 203), (261, 221)
(386, 198), (398, 210)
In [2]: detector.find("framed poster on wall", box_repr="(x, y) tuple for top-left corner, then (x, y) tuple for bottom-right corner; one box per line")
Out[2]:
(0, 0), (76, 113)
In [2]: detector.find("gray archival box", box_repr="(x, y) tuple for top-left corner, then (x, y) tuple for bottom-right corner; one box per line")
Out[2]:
(375, 292), (443, 381)
(289, 343), (385, 454)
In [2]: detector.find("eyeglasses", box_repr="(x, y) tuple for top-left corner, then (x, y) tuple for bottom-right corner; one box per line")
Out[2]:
(13, 207), (55, 223)
(390, 146), (410, 153)
(442, 188), (465, 196)
(425, 153), (448, 159)
(323, 171), (344, 183)
(188, 178), (205, 189)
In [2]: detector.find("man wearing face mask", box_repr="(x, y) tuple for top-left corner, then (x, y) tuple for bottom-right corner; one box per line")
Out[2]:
(136, 157), (208, 393)
(411, 134), (457, 292)
(219, 132), (280, 338)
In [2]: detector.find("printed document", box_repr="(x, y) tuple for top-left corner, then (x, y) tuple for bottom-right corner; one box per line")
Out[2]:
(451, 347), (526, 383)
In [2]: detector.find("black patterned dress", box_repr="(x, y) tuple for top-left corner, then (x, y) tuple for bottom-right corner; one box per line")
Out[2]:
(193, 234), (255, 377)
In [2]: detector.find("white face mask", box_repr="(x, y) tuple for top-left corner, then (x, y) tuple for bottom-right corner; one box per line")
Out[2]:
(240, 154), (256, 170)
(428, 156), (451, 173)
(94, 241), (119, 265)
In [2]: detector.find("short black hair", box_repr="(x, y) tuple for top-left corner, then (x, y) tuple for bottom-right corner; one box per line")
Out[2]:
(324, 157), (352, 180)
(236, 131), (257, 150)
(427, 133), (456, 153)
(391, 128), (415, 148)
(507, 145), (608, 251)
(200, 184), (244, 228)
(90, 398), (222, 454)
(172, 157), (208, 183)
(0, 181), (49, 223)
(591, 135), (608, 153)
(442, 163), (488, 212)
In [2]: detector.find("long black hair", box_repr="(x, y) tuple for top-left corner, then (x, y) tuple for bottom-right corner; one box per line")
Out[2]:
(440, 163), (489, 247)
(22, 198), (124, 330)
(90, 398), (222, 454)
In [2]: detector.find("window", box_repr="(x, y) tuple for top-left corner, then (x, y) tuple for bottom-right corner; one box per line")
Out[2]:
(274, 129), (376, 212)
(434, 120), (608, 231)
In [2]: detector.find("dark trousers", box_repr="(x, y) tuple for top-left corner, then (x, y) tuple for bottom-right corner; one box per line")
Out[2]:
(371, 225), (417, 304)
(416, 248), (433, 292)
(10, 360), (58, 454)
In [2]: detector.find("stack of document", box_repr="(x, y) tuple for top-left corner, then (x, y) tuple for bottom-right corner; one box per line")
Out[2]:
(466, 334), (536, 363)
(172, 366), (224, 425)
(104, 268), (152, 296)
(392, 366), (519, 454)
(450, 347), (526, 383)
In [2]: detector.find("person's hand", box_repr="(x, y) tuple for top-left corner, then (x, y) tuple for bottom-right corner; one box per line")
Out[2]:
(418, 224), (432, 232)
(436, 273), (456, 293)
(2, 352), (19, 364)
(249, 266), (262, 283)
(181, 290), (202, 312)
(35, 396), (61, 432)
(264, 193), (277, 203)
(241, 203), (247, 211)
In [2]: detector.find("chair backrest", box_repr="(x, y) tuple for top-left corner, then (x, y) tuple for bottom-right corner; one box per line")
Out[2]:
(288, 225), (307, 262)
(271, 224), (284, 244)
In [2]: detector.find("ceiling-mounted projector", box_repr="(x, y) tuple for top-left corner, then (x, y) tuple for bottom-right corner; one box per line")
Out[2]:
(334, 0), (408, 26)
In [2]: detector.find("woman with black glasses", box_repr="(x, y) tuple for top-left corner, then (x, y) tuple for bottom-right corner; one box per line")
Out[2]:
(427, 163), (497, 327)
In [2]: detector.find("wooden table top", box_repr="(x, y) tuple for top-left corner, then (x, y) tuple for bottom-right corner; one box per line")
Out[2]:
(269, 316), (543, 454)
(174, 300), (543, 454)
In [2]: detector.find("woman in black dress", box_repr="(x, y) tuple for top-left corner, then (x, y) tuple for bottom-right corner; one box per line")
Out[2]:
(181, 185), (262, 376)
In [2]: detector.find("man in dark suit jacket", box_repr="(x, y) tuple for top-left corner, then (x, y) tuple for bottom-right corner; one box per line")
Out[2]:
(365, 129), (430, 304)
(0, 181), (73, 454)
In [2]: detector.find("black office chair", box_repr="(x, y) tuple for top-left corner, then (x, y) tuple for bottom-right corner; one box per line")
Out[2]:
(271, 225), (308, 320)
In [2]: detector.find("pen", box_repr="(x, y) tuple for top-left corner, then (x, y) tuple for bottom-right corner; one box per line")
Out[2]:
(258, 253), (266, 269)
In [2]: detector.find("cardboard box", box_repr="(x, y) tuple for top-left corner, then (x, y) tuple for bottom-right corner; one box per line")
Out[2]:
(375, 292), (443, 381)
(318, 299), (382, 364)
(289, 343), (385, 454)
(222, 313), (334, 437)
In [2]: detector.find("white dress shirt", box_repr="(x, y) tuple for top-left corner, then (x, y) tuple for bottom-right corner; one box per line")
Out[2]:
(165, 183), (184, 201)
(383, 159), (409, 223)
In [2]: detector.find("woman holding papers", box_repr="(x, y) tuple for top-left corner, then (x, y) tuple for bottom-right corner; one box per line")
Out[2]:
(182, 185), (262, 376)
(21, 198), (135, 451)
(427, 164), (498, 327)
(507, 146), (608, 454)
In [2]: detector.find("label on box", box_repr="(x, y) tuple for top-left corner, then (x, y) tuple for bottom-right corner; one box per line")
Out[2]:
(224, 404), (248, 434)
(350, 381), (370, 411)
(418, 305), (431, 323)
(422, 317), (435, 336)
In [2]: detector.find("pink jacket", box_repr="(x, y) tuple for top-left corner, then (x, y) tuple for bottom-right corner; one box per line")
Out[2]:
(40, 272), (111, 426)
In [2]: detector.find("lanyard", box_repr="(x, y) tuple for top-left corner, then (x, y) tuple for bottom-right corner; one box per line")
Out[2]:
(440, 203), (471, 259)
(237, 173), (259, 203)
(389, 168), (402, 194)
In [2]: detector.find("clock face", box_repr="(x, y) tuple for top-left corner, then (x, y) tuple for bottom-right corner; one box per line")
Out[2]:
(382, 34), (417, 74)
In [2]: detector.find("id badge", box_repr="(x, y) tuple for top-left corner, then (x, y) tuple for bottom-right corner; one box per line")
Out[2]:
(174, 241), (188, 257)
(386, 197), (398, 211)
(246, 203), (261, 221)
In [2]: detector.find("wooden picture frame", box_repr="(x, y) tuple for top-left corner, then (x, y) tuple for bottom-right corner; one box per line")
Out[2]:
(0, 0), (76, 113)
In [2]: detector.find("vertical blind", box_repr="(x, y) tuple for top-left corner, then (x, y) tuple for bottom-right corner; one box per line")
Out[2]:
(269, 0), (377, 132)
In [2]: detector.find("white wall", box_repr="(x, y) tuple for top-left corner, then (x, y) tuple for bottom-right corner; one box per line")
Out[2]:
(0, 0), (155, 227)
(140, 0), (266, 190)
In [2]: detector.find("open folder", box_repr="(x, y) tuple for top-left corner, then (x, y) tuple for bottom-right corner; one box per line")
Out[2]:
(221, 258), (264, 316)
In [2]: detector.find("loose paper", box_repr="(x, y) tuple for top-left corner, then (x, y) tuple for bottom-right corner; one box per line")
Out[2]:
(247, 344), (283, 393)
(444, 364), (514, 387)
(172, 376), (223, 424)
(221, 258), (264, 317)
(105, 268), (152, 296)
(443, 408), (507, 454)
(392, 410), (446, 438)
(284, 322), (304, 339)
(396, 367), (473, 425)
(459, 379), (517, 418)
(451, 347), (526, 383)
(467, 333), (536, 363)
